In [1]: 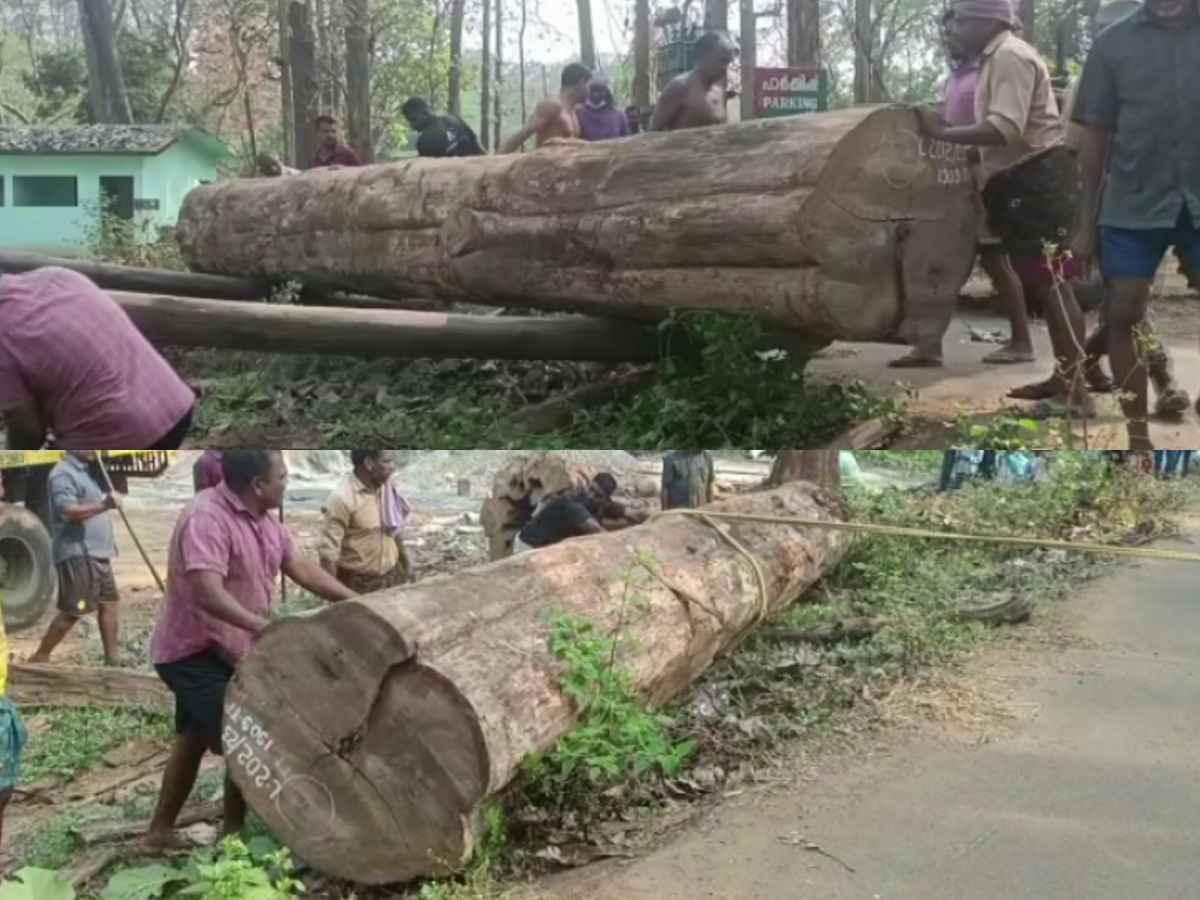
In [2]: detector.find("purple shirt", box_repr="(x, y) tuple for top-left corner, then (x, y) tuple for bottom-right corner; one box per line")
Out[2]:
(0, 267), (195, 449)
(575, 104), (631, 142)
(150, 484), (295, 666)
(943, 59), (981, 127)
(197, 451), (224, 491)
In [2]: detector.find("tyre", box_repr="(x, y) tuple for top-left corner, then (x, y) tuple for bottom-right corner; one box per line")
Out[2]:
(0, 505), (56, 633)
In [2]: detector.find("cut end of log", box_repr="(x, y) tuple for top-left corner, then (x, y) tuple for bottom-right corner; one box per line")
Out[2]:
(225, 604), (491, 884)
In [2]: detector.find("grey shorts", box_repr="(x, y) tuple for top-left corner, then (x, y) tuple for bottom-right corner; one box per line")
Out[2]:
(56, 556), (119, 617)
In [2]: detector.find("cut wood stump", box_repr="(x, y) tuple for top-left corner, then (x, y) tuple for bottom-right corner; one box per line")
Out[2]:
(9, 663), (171, 708)
(177, 107), (978, 350)
(224, 481), (851, 884)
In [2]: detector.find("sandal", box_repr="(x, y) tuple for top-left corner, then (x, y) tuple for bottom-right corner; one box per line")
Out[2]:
(1007, 380), (1059, 401)
(888, 354), (944, 369)
(982, 347), (1036, 365)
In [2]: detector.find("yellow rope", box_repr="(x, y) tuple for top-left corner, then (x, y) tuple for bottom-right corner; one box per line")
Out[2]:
(652, 508), (1200, 564)
(644, 506), (1200, 628)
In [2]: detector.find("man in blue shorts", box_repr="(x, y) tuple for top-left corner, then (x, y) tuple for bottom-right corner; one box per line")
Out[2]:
(1070, 0), (1200, 450)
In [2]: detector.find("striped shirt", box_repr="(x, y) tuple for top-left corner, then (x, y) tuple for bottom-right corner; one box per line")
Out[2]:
(150, 484), (295, 666)
(0, 267), (195, 450)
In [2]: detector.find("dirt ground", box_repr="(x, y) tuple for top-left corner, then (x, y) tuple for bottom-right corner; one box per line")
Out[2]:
(810, 271), (1200, 450)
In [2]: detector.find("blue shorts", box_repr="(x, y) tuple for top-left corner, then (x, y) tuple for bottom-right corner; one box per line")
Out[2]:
(0, 696), (27, 793)
(1100, 208), (1200, 281)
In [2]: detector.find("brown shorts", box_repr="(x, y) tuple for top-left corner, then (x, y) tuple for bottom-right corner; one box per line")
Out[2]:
(336, 563), (409, 595)
(56, 557), (119, 617)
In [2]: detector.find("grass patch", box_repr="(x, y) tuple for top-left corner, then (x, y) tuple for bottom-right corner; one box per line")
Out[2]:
(22, 707), (173, 784)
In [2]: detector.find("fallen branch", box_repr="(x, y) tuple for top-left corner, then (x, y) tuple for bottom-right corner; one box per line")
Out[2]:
(822, 417), (899, 451)
(71, 801), (223, 846)
(111, 292), (663, 363)
(765, 616), (895, 645)
(949, 595), (1034, 626)
(9, 663), (171, 708)
(499, 366), (656, 433)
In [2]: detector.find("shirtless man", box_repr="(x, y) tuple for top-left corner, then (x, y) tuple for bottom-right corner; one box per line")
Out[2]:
(650, 31), (738, 132)
(501, 63), (591, 152)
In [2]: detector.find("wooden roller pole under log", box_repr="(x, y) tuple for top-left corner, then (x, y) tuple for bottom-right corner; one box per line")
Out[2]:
(223, 481), (850, 885)
(177, 107), (979, 349)
(108, 292), (662, 363)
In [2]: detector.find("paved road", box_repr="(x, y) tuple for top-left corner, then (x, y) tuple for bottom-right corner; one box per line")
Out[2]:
(542, 530), (1200, 900)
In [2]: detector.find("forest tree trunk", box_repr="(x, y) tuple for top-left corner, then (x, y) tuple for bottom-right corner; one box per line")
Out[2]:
(343, 0), (371, 162)
(78, 0), (133, 123)
(768, 450), (841, 490)
(576, 0), (596, 68)
(448, 0), (466, 115)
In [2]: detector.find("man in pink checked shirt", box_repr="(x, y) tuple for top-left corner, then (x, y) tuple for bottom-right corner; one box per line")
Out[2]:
(0, 267), (197, 451)
(142, 450), (354, 854)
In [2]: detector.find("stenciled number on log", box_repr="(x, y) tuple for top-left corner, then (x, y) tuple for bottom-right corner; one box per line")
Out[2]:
(936, 167), (972, 186)
(224, 701), (340, 841)
(223, 701), (286, 801)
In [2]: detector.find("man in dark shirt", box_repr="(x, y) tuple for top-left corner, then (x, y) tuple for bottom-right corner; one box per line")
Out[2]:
(312, 115), (364, 168)
(1070, 0), (1200, 450)
(661, 451), (715, 510)
(514, 473), (645, 552)
(401, 97), (487, 158)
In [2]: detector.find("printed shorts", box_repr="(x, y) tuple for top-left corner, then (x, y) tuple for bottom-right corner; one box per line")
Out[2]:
(0, 697), (27, 793)
(56, 556), (119, 617)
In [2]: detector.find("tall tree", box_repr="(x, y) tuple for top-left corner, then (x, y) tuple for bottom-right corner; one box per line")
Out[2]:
(632, 0), (650, 108)
(705, 0), (728, 31)
(493, 0), (503, 151)
(278, 0), (295, 164)
(768, 451), (842, 490)
(518, 0), (528, 121)
(739, 0), (755, 119)
(1018, 0), (1036, 44)
(344, 0), (370, 160)
(480, 0), (491, 148)
(77, 0), (134, 122)
(852, 0), (871, 102)
(788, 0), (820, 67)
(576, 0), (595, 68)
(447, 0), (465, 115)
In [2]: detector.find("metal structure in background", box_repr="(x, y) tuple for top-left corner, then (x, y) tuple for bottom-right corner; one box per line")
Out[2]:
(655, 6), (702, 93)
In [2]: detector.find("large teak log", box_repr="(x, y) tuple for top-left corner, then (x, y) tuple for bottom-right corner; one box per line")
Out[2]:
(109, 292), (662, 363)
(177, 107), (978, 348)
(223, 481), (849, 884)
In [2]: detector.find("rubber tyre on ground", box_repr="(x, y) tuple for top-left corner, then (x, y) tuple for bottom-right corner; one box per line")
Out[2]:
(0, 505), (56, 633)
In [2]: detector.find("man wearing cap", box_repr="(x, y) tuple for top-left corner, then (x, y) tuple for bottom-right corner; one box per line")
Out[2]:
(1070, 0), (1200, 450)
(917, 0), (1092, 419)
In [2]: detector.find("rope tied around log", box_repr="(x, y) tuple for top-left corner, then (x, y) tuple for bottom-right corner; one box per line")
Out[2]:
(652, 508), (1200, 565)
(647, 510), (772, 629)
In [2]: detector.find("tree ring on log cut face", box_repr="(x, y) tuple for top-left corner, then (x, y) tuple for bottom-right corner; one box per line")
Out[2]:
(227, 609), (491, 884)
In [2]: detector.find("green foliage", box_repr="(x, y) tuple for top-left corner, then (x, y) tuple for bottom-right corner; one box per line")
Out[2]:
(186, 311), (898, 449)
(96, 837), (303, 900)
(524, 577), (695, 809)
(22, 707), (172, 784)
(957, 414), (1043, 450)
(19, 46), (87, 123)
(0, 869), (75, 900)
(117, 32), (178, 123)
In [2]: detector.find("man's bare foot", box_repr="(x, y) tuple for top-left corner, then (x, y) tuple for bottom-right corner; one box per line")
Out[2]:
(104, 656), (126, 668)
(1129, 436), (1154, 452)
(888, 351), (943, 369)
(27, 653), (51, 665)
(982, 342), (1035, 365)
(141, 830), (184, 857)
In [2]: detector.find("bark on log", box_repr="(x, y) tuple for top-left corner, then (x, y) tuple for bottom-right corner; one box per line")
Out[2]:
(9, 663), (171, 708)
(224, 481), (849, 884)
(177, 107), (979, 348)
(0, 250), (443, 310)
(109, 292), (662, 363)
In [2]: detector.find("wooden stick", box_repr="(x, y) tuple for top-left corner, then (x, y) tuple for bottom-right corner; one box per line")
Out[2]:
(96, 456), (166, 595)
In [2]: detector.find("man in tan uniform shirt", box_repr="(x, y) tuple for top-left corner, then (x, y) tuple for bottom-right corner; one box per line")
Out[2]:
(918, 0), (1092, 419)
(319, 450), (411, 594)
